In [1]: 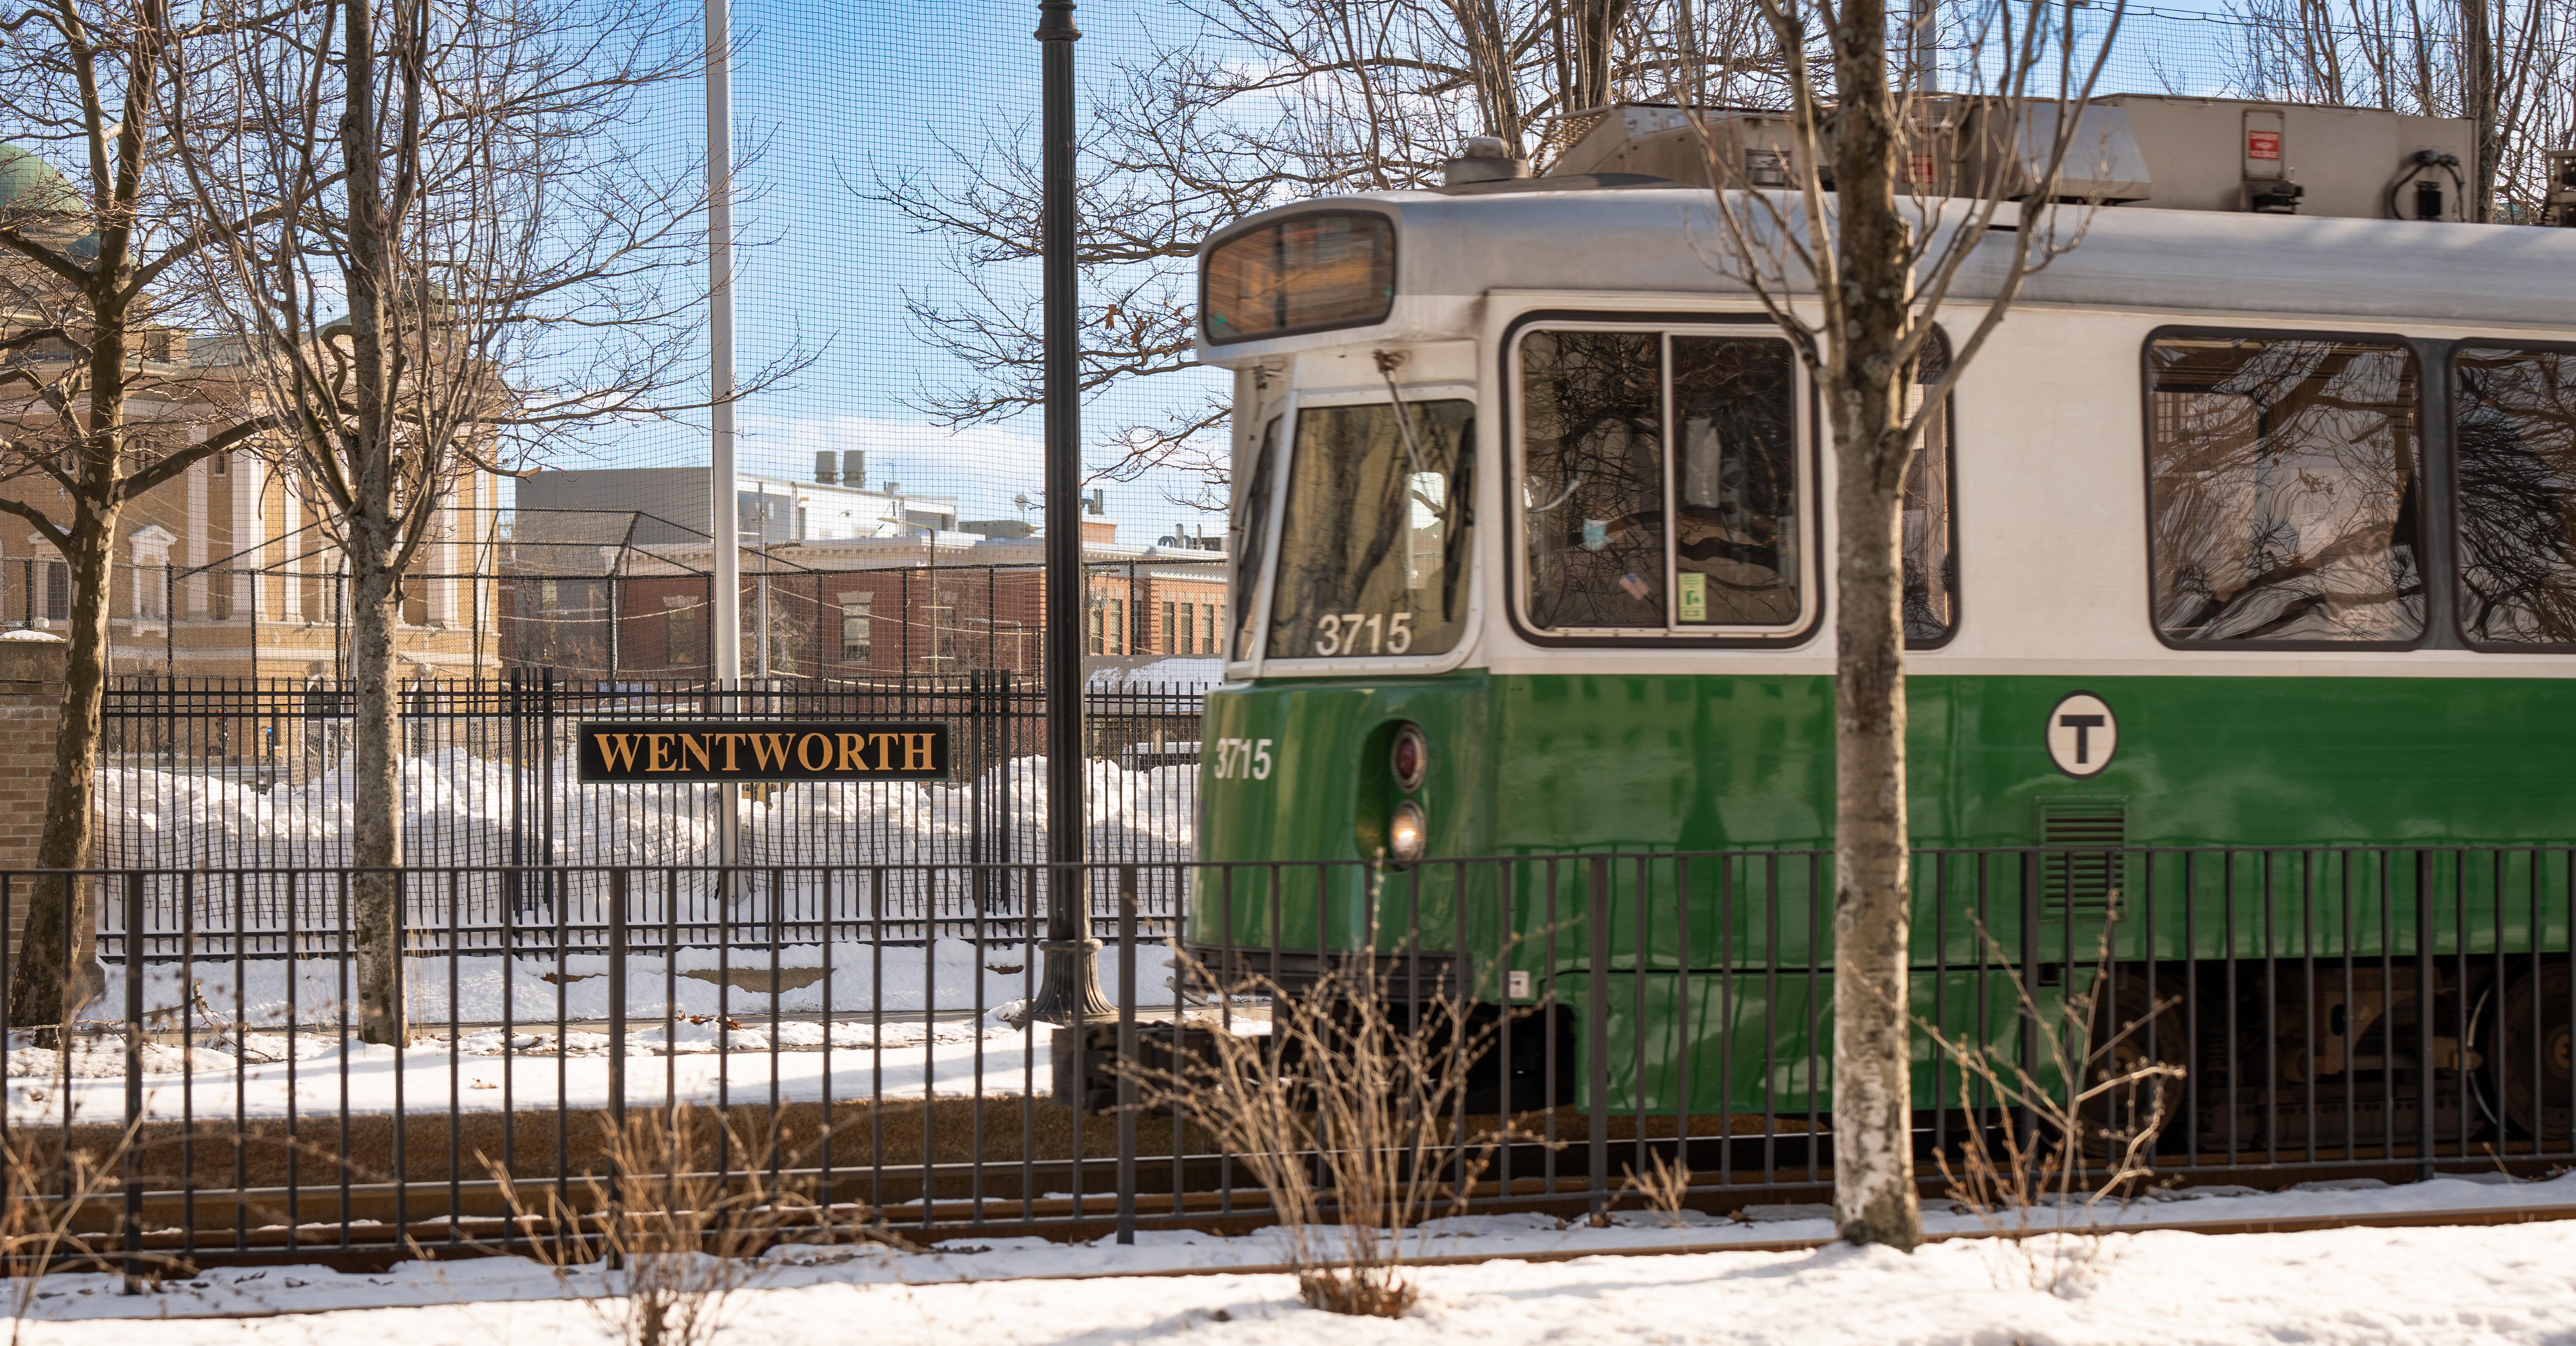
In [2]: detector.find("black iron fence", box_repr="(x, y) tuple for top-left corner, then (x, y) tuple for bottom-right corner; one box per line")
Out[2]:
(96, 675), (1204, 946)
(3, 847), (2568, 1271)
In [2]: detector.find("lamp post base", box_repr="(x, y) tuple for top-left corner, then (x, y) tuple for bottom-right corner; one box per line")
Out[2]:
(1029, 936), (1115, 1026)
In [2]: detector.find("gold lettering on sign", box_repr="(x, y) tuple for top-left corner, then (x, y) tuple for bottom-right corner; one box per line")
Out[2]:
(718, 733), (745, 770)
(749, 733), (794, 772)
(797, 733), (832, 771)
(594, 733), (645, 772)
(679, 734), (711, 773)
(838, 733), (868, 771)
(904, 732), (934, 771)
(647, 733), (677, 773)
(869, 732), (900, 767)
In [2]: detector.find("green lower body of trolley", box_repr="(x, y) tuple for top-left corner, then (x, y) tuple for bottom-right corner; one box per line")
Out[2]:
(1185, 671), (2576, 1128)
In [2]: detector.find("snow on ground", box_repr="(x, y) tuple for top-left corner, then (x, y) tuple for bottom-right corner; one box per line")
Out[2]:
(104, 747), (1198, 875)
(9, 1173), (2576, 1341)
(7, 938), (1193, 1122)
(5, 1018), (1061, 1123)
(92, 936), (1176, 1025)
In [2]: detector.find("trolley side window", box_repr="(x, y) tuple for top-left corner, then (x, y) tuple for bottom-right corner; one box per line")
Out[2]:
(1265, 399), (1476, 660)
(1673, 336), (1802, 625)
(2452, 344), (2576, 648)
(1521, 331), (1669, 629)
(1905, 333), (1959, 646)
(2145, 333), (2424, 646)
(1517, 326), (1819, 639)
(1229, 416), (1280, 661)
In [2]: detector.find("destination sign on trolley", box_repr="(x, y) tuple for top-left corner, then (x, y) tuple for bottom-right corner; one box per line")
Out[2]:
(576, 721), (951, 783)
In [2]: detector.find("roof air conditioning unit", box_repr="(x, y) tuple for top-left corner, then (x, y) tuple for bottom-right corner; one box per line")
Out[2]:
(2548, 148), (2576, 226)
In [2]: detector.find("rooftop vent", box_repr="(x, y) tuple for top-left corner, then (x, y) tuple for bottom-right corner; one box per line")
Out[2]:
(1443, 135), (1529, 186)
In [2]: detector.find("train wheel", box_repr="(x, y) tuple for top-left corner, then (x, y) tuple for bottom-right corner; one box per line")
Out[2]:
(2487, 964), (2572, 1146)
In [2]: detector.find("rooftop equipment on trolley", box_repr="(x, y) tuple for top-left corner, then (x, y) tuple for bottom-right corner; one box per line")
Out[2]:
(2548, 147), (2576, 226)
(1539, 94), (2480, 222)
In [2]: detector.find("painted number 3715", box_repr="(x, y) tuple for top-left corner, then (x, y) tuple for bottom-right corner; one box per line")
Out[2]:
(1211, 737), (1273, 780)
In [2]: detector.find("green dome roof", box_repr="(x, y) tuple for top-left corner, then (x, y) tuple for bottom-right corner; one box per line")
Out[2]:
(0, 146), (78, 215)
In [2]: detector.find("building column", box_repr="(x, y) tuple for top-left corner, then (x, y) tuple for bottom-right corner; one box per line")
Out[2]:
(231, 452), (260, 617)
(429, 489), (456, 628)
(280, 480), (304, 623)
(184, 455), (209, 616)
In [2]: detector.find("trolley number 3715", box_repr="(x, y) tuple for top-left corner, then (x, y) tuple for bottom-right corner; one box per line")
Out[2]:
(1313, 611), (1412, 657)
(1210, 737), (1273, 780)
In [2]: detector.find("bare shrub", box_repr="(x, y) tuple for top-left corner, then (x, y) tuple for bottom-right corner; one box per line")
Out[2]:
(484, 1106), (895, 1346)
(1129, 937), (1534, 1318)
(1620, 1149), (1698, 1228)
(4, 1125), (159, 1340)
(1911, 915), (2186, 1294)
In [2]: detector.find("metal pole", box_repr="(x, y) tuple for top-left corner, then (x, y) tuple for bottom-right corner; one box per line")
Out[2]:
(1911, 0), (1939, 95)
(1586, 856), (1609, 1219)
(121, 872), (145, 1292)
(755, 485), (770, 683)
(707, 0), (741, 867)
(1029, 0), (1110, 1028)
(1115, 866), (1138, 1244)
(609, 868), (629, 1131)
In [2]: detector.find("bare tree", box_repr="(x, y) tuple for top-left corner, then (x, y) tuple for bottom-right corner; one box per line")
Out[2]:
(871, 0), (1783, 512)
(2225, 0), (2576, 221)
(1685, 0), (2130, 1247)
(165, 0), (768, 1044)
(0, 0), (276, 1031)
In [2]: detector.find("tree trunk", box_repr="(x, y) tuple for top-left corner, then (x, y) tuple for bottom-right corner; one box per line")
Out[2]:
(335, 0), (407, 1048)
(2458, 0), (2495, 220)
(349, 531), (407, 1046)
(1825, 0), (1921, 1252)
(4, 513), (117, 1030)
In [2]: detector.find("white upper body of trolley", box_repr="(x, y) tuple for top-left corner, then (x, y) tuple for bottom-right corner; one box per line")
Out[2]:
(1197, 183), (2576, 686)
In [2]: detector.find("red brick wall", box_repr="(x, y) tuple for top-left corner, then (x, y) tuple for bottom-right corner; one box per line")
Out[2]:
(0, 637), (66, 948)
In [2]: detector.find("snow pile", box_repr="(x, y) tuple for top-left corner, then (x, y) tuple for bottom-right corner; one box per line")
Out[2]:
(3, 1036), (203, 1078)
(93, 936), (1174, 1027)
(9, 1018), (1066, 1122)
(100, 749), (1198, 918)
(1088, 658), (1224, 691)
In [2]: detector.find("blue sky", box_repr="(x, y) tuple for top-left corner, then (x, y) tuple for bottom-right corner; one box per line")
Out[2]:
(573, 0), (2248, 541)
(571, 0), (1225, 543)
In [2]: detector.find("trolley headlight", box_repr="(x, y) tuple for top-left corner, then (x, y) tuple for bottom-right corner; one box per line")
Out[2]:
(1389, 723), (1427, 792)
(1389, 799), (1428, 862)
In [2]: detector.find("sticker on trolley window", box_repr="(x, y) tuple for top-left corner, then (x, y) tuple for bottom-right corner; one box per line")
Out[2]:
(2044, 693), (2117, 778)
(1677, 572), (1708, 623)
(1582, 519), (1609, 551)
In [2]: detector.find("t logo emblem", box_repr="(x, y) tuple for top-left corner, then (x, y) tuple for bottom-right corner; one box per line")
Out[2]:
(2045, 694), (2117, 778)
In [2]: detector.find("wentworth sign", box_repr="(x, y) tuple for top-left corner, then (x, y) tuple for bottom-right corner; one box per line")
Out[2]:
(576, 721), (951, 783)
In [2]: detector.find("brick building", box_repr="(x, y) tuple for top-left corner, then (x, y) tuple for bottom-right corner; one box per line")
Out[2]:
(566, 516), (1226, 682)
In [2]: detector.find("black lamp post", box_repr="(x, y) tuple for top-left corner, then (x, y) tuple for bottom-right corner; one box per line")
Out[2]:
(1028, 0), (1112, 1029)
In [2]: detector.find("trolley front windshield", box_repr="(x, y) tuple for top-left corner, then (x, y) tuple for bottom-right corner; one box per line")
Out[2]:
(1264, 399), (1475, 660)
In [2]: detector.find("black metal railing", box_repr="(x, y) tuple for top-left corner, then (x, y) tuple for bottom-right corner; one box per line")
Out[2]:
(4, 847), (2568, 1271)
(96, 675), (1204, 946)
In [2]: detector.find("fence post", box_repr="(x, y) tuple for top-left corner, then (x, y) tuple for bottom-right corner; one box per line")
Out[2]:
(121, 871), (145, 1293)
(609, 868), (629, 1130)
(1587, 855), (1609, 1220)
(2416, 848), (2437, 1179)
(1115, 865), (1138, 1245)
(2020, 849), (2041, 1147)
